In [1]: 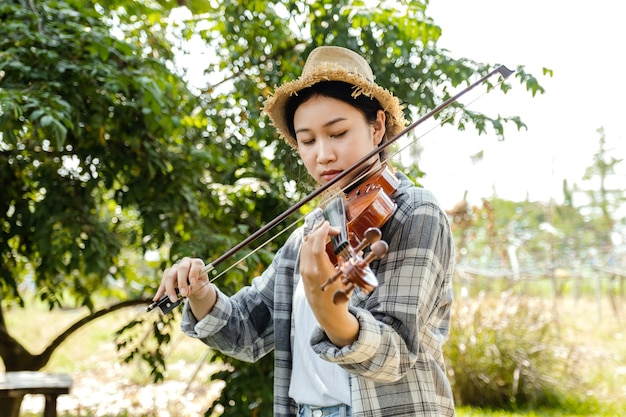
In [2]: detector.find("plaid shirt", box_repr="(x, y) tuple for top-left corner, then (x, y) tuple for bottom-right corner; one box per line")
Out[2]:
(182, 171), (456, 417)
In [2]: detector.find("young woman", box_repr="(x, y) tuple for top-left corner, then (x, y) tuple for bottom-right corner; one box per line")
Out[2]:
(154, 46), (456, 417)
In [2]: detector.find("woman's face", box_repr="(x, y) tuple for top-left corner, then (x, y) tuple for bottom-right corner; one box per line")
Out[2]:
(294, 95), (386, 189)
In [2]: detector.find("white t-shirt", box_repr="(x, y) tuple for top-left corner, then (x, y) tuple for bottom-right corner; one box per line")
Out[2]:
(289, 279), (351, 406)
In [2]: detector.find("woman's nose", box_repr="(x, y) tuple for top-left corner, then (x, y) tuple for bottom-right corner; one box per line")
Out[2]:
(316, 139), (336, 164)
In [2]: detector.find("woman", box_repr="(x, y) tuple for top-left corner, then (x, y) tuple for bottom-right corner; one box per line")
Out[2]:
(154, 46), (456, 417)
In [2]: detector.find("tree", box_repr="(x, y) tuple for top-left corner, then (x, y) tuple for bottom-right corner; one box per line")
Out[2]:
(574, 128), (625, 255)
(0, 1), (283, 414)
(0, 0), (545, 415)
(572, 128), (626, 316)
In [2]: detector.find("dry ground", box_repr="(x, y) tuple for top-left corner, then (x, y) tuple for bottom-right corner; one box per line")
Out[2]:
(22, 360), (223, 416)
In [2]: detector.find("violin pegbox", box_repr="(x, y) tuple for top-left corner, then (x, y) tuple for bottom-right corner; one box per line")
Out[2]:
(321, 195), (389, 304)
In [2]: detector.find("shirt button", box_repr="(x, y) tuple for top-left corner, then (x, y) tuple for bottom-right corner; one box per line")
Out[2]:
(312, 410), (323, 417)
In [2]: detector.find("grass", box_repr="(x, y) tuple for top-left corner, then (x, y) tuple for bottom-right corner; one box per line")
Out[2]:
(551, 296), (625, 407)
(5, 293), (626, 416)
(456, 404), (626, 417)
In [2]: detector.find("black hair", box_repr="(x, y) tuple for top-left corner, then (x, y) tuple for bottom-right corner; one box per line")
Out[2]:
(285, 81), (389, 161)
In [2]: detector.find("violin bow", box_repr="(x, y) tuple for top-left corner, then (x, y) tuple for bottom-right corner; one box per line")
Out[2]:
(147, 65), (514, 313)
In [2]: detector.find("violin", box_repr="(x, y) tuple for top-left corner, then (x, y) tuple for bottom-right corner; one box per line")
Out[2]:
(147, 65), (514, 314)
(320, 164), (398, 303)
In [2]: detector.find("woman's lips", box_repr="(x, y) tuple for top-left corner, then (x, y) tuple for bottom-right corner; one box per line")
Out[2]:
(320, 170), (342, 183)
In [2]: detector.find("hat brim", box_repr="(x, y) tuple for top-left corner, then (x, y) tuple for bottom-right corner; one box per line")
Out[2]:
(263, 63), (406, 149)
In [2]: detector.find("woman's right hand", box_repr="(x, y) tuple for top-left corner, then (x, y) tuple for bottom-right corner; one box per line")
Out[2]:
(154, 257), (217, 319)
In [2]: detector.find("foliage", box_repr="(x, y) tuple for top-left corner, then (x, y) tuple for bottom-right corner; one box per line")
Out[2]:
(114, 310), (181, 383)
(205, 355), (274, 417)
(0, 0), (203, 309)
(445, 293), (587, 410)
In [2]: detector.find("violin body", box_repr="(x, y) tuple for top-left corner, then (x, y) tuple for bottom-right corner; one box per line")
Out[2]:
(345, 187), (395, 247)
(325, 165), (398, 264)
(321, 165), (398, 302)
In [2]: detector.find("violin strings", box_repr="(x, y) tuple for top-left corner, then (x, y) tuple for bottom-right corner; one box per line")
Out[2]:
(207, 216), (302, 284)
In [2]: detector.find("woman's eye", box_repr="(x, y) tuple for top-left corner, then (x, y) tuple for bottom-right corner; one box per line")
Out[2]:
(331, 131), (346, 138)
(298, 137), (314, 145)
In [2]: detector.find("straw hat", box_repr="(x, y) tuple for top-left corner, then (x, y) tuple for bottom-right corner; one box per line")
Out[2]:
(263, 46), (407, 148)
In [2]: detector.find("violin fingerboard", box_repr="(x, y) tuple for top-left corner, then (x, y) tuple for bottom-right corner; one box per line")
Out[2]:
(323, 196), (349, 256)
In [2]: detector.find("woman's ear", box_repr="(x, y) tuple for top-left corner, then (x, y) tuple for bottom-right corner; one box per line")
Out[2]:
(372, 110), (386, 146)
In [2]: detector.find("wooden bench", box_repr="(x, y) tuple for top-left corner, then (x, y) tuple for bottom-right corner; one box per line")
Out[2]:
(0, 371), (73, 417)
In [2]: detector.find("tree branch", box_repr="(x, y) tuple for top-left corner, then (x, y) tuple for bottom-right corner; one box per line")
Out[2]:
(46, 298), (152, 357)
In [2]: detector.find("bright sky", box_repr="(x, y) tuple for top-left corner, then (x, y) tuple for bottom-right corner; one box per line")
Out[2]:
(420, 0), (626, 210)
